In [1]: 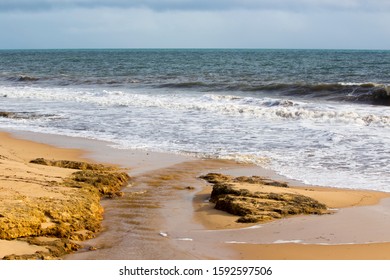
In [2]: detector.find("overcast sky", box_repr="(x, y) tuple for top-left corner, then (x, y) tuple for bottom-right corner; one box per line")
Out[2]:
(1, 0), (390, 49)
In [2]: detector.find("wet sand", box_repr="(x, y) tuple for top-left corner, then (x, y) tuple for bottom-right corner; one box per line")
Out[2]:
(229, 243), (390, 260)
(2, 130), (390, 260)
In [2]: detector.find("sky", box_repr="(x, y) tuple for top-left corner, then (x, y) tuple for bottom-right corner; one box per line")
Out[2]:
(0, 0), (390, 49)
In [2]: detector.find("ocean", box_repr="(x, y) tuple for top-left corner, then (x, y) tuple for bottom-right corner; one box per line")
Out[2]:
(0, 49), (389, 191)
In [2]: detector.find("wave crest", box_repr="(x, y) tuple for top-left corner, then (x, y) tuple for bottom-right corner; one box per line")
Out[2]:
(3, 86), (389, 127)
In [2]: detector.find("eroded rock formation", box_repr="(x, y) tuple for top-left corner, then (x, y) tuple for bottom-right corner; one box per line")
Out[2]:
(0, 159), (130, 259)
(200, 173), (329, 223)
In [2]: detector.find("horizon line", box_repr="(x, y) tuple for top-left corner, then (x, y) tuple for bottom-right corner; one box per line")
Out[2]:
(1, 47), (389, 51)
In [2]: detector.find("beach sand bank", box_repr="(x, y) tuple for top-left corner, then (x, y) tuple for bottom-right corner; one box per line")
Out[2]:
(1, 131), (390, 260)
(0, 132), (130, 259)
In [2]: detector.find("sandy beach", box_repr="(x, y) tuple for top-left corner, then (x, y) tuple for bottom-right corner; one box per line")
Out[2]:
(1, 131), (390, 260)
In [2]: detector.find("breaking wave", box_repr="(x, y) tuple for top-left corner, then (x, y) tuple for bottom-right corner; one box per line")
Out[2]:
(2, 86), (389, 127)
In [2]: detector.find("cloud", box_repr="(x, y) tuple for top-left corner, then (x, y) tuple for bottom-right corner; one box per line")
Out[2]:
(1, 0), (390, 13)
(1, 1), (389, 49)
(0, 8), (303, 48)
(1, 6), (389, 50)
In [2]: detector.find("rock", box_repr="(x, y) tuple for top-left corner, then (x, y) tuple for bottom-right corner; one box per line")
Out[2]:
(201, 173), (329, 223)
(209, 183), (250, 203)
(200, 173), (289, 188)
(29, 158), (116, 171)
(234, 176), (289, 188)
(69, 169), (130, 198)
(199, 173), (232, 184)
(0, 112), (17, 118)
(0, 111), (38, 119)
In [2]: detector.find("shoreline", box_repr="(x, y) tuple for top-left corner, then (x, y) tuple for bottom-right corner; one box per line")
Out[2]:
(2, 130), (390, 259)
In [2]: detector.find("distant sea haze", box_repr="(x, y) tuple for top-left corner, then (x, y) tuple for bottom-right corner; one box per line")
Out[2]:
(0, 49), (389, 191)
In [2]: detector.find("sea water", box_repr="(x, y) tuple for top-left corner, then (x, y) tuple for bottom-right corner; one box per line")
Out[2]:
(0, 49), (389, 190)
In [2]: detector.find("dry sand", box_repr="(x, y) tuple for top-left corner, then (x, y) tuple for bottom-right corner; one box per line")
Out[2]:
(2, 131), (390, 260)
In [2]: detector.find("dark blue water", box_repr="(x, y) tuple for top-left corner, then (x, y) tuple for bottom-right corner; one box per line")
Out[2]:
(1, 49), (389, 105)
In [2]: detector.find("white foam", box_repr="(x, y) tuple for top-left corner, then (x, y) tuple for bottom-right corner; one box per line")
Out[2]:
(338, 82), (387, 87)
(1, 85), (390, 192)
(2, 86), (389, 127)
(175, 238), (193, 241)
(273, 240), (303, 244)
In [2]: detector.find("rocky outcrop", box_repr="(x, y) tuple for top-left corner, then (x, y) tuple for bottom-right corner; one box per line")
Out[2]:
(200, 173), (288, 188)
(0, 112), (17, 118)
(200, 173), (329, 223)
(29, 158), (116, 171)
(0, 111), (56, 120)
(0, 159), (131, 259)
